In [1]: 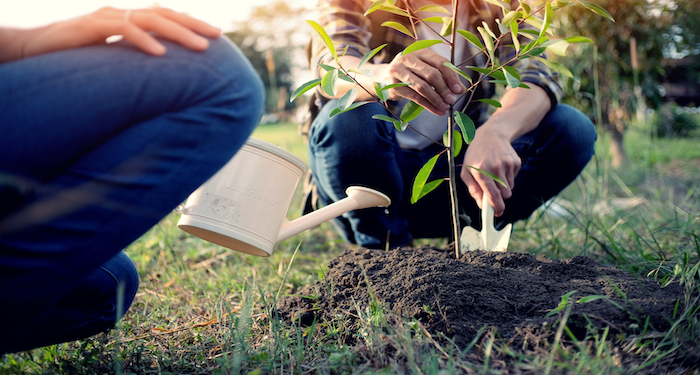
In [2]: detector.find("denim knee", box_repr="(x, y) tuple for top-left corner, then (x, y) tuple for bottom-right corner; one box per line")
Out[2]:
(545, 104), (597, 168)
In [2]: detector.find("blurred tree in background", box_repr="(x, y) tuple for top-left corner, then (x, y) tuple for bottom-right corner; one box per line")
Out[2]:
(224, 1), (311, 120)
(555, 0), (700, 167)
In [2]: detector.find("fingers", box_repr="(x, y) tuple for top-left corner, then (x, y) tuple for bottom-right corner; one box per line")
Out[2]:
(461, 158), (520, 217)
(92, 7), (220, 55)
(126, 7), (221, 53)
(387, 50), (466, 115)
(463, 169), (506, 216)
(126, 9), (210, 53)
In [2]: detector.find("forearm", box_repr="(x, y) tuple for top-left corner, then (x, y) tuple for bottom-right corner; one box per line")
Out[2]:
(477, 85), (551, 141)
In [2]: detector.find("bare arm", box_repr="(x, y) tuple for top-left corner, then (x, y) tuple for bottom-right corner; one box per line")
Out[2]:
(0, 7), (221, 64)
(460, 85), (551, 216)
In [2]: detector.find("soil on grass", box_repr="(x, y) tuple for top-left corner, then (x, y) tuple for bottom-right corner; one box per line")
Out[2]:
(277, 245), (687, 350)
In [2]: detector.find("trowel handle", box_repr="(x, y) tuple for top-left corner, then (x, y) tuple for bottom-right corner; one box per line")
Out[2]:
(481, 194), (495, 230)
(481, 194), (496, 248)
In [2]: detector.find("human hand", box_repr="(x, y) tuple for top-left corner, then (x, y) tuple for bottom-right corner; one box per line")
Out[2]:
(20, 7), (221, 59)
(380, 49), (466, 115)
(460, 124), (521, 217)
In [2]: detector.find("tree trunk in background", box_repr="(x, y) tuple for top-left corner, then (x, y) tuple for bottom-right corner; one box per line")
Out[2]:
(606, 107), (629, 168)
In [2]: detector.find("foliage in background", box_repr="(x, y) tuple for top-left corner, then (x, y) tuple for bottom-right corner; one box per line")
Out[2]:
(553, 0), (700, 165)
(224, 1), (310, 114)
(648, 103), (700, 138)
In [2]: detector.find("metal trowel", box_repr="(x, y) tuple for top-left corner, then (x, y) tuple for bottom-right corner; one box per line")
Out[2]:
(460, 194), (512, 253)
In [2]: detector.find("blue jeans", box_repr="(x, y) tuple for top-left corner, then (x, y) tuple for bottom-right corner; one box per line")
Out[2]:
(308, 101), (596, 249)
(0, 36), (264, 353)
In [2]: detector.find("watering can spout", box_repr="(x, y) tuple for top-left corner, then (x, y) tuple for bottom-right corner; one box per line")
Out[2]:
(277, 186), (391, 243)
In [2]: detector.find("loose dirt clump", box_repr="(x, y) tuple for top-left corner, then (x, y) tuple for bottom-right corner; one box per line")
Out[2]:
(277, 245), (686, 349)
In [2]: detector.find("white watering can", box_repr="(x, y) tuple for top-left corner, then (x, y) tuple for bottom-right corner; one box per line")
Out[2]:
(177, 137), (391, 257)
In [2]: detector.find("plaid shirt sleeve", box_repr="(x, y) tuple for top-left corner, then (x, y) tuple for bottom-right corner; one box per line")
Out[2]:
(309, 0), (373, 78)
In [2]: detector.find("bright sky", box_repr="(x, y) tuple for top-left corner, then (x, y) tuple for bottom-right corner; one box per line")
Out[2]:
(0, 0), (318, 31)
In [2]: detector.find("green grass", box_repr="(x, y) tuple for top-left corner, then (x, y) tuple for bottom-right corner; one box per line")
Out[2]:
(2, 122), (699, 374)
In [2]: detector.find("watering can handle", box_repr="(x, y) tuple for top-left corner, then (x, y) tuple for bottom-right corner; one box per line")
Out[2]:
(277, 186), (390, 242)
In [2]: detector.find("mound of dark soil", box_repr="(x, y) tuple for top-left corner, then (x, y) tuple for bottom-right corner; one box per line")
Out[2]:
(277, 246), (685, 348)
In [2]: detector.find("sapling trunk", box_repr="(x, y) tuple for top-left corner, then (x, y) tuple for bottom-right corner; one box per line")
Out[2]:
(448, 0), (461, 258)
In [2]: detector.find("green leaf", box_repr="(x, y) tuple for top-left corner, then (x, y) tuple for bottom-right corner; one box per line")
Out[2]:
(465, 66), (493, 75)
(400, 101), (424, 123)
(318, 63), (336, 72)
(306, 20), (337, 61)
(338, 74), (355, 83)
(372, 114), (406, 130)
(518, 29), (540, 40)
(537, 2), (553, 40)
(358, 44), (387, 68)
(443, 130), (463, 155)
(540, 39), (569, 56)
(563, 36), (593, 44)
(477, 26), (496, 63)
(523, 17), (546, 35)
(443, 62), (473, 84)
(338, 87), (358, 111)
(478, 98), (502, 108)
(572, 0), (615, 22)
(411, 154), (442, 204)
(402, 40), (443, 55)
(454, 112), (475, 143)
(289, 78), (322, 102)
(377, 82), (412, 91)
(374, 82), (388, 102)
(483, 0), (510, 11)
(481, 21), (497, 39)
(376, 6), (411, 18)
(490, 80), (531, 89)
(488, 69), (506, 81)
(413, 181), (442, 204)
(381, 21), (414, 38)
(422, 16), (446, 23)
(321, 69), (339, 96)
(329, 101), (371, 118)
(454, 130), (463, 155)
(372, 114), (396, 123)
(347, 67), (373, 76)
(501, 10), (521, 25)
(457, 30), (484, 50)
(439, 17), (454, 36)
(417, 5), (451, 13)
(510, 19), (520, 53)
(464, 166), (508, 188)
(577, 295), (608, 304)
(364, 0), (386, 16)
(545, 290), (577, 317)
(533, 56), (573, 78)
(502, 66), (520, 88)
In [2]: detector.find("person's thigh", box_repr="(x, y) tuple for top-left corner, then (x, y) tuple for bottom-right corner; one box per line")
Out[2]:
(307, 101), (412, 248)
(0, 36), (260, 179)
(0, 36), (264, 351)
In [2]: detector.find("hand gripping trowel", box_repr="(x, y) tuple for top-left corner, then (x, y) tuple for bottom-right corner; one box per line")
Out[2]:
(460, 194), (512, 253)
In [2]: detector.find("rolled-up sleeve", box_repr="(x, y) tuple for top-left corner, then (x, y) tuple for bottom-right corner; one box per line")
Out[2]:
(310, 0), (373, 78)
